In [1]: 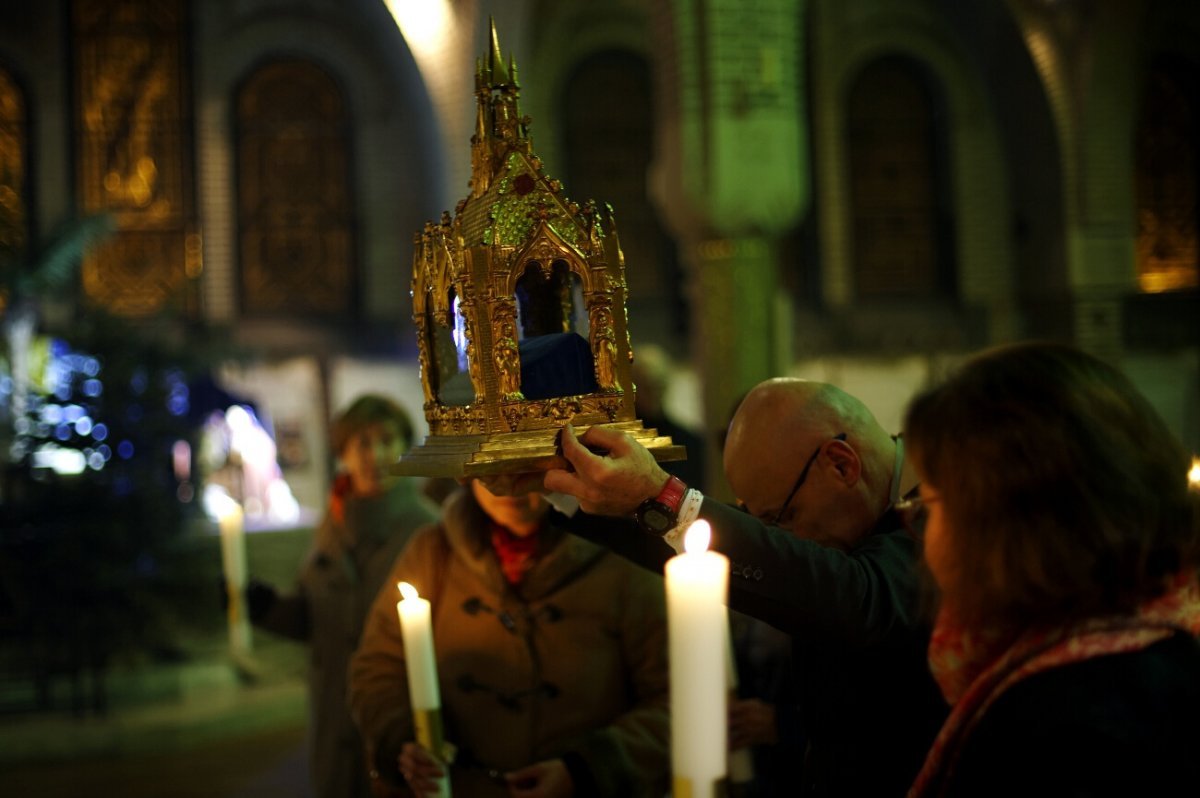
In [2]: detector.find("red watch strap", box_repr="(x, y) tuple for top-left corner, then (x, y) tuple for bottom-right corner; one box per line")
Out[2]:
(656, 475), (687, 512)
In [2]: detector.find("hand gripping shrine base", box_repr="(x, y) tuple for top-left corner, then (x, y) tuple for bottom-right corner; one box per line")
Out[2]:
(393, 22), (685, 478)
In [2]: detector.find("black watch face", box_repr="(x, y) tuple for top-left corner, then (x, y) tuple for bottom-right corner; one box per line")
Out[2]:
(641, 506), (672, 532)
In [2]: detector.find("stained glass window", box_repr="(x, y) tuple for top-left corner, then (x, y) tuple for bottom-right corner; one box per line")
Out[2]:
(848, 56), (954, 300)
(73, 0), (196, 317)
(236, 59), (356, 318)
(1135, 55), (1199, 293)
(563, 51), (678, 310)
(0, 65), (27, 272)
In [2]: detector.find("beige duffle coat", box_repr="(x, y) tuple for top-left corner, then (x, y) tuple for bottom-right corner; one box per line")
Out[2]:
(349, 488), (670, 797)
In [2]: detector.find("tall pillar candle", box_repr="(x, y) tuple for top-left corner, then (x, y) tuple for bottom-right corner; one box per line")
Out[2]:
(397, 582), (451, 798)
(217, 498), (252, 656)
(665, 520), (729, 798)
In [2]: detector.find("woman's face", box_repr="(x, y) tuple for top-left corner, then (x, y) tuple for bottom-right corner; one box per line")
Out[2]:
(472, 480), (549, 537)
(919, 480), (950, 591)
(340, 421), (405, 497)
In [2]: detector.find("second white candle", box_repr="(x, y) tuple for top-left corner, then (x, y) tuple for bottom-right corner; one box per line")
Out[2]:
(665, 520), (729, 798)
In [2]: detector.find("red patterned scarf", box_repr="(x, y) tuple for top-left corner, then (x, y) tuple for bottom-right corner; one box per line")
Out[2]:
(490, 521), (542, 585)
(909, 572), (1200, 797)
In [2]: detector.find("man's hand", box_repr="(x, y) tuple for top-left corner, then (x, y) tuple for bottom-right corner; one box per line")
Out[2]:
(728, 697), (779, 750)
(505, 758), (574, 798)
(398, 742), (445, 796)
(543, 424), (670, 516)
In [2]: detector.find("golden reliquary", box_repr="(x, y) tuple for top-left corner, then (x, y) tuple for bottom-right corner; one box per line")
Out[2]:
(393, 23), (685, 478)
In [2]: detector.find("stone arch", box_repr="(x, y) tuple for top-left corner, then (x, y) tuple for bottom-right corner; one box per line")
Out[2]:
(813, 4), (1016, 341)
(193, 0), (442, 331)
(525, 1), (651, 178)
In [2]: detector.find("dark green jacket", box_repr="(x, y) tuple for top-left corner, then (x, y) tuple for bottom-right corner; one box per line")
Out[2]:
(255, 480), (439, 798)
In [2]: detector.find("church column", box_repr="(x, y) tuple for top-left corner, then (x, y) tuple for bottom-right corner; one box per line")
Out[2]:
(650, 0), (810, 495)
(1007, 0), (1142, 362)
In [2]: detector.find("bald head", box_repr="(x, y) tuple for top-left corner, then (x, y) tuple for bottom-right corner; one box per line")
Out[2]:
(724, 379), (895, 546)
(725, 380), (881, 470)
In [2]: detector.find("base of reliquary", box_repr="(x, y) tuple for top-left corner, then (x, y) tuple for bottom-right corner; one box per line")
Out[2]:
(391, 420), (687, 478)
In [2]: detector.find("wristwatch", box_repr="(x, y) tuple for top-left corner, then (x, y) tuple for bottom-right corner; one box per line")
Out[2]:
(635, 475), (687, 535)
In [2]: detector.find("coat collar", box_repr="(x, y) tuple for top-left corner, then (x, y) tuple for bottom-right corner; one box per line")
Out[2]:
(441, 488), (607, 601)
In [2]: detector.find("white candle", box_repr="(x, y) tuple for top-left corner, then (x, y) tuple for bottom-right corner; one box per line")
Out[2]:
(397, 582), (451, 798)
(665, 520), (729, 798)
(217, 498), (251, 656)
(397, 581), (442, 710)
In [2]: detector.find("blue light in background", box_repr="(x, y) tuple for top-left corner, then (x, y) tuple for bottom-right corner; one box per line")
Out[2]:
(83, 379), (103, 397)
(117, 440), (135, 459)
(92, 423), (108, 441)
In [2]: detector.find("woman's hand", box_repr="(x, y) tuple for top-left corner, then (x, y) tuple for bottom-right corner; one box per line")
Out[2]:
(729, 697), (779, 750)
(398, 742), (445, 796)
(505, 758), (574, 798)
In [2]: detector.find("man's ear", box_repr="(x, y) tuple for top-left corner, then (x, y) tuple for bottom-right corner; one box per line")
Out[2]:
(825, 439), (861, 485)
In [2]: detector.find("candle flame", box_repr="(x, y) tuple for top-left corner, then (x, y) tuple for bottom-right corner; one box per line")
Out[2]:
(1189, 458), (1200, 489)
(398, 581), (418, 601)
(683, 519), (712, 554)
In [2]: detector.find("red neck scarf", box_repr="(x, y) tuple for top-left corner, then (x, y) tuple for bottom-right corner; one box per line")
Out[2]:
(490, 521), (542, 586)
(909, 573), (1200, 797)
(328, 472), (355, 525)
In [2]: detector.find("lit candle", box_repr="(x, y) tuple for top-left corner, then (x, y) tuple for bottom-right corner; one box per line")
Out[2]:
(397, 582), (450, 798)
(665, 520), (729, 798)
(217, 497), (251, 657)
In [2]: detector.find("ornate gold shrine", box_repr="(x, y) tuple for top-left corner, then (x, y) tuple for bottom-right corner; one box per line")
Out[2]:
(394, 23), (684, 478)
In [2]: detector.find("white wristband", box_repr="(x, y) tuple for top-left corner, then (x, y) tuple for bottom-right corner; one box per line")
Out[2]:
(664, 489), (704, 553)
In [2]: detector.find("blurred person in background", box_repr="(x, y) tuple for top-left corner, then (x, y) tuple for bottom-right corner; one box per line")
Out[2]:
(244, 394), (439, 798)
(631, 344), (707, 492)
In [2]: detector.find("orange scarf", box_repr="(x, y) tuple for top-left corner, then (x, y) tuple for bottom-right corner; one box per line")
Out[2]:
(909, 573), (1200, 797)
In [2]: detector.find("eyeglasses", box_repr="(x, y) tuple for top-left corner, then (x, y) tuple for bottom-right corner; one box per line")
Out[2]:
(770, 432), (847, 526)
(894, 491), (939, 513)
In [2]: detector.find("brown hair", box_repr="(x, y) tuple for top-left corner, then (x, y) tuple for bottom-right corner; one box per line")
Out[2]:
(904, 342), (1199, 630)
(331, 394), (415, 456)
